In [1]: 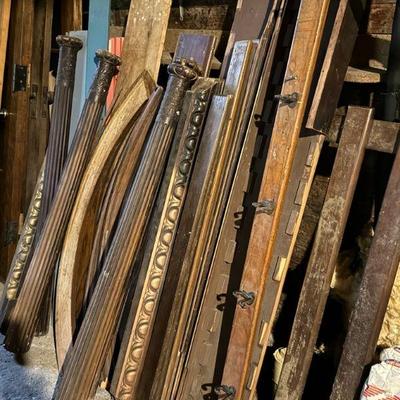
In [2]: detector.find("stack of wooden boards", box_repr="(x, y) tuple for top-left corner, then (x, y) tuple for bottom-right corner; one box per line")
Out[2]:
(0, 0), (399, 399)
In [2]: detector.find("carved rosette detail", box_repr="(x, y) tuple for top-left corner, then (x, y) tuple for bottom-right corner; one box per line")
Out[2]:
(7, 169), (44, 299)
(118, 87), (211, 399)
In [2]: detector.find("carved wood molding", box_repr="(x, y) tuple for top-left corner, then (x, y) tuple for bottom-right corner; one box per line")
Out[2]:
(112, 78), (217, 399)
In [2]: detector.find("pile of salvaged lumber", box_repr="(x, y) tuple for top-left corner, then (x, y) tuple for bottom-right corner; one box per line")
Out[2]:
(0, 0), (399, 399)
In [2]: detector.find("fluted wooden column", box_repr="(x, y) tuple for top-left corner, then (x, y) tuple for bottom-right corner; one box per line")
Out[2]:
(4, 50), (120, 354)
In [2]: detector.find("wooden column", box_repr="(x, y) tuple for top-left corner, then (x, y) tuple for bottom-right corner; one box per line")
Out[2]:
(330, 146), (400, 400)
(275, 106), (373, 400)
(220, 0), (332, 397)
(0, 0), (11, 108)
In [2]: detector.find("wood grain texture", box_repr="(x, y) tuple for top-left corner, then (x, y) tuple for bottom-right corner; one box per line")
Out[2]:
(0, 0), (11, 108)
(115, 0), (171, 100)
(306, 0), (366, 134)
(52, 58), (198, 400)
(0, 0), (34, 281)
(330, 148), (400, 400)
(275, 106), (373, 400)
(246, 135), (323, 399)
(55, 74), (156, 368)
(4, 51), (121, 354)
(111, 78), (218, 400)
(150, 41), (254, 400)
(175, 2), (287, 397)
(221, 0), (332, 396)
(60, 0), (82, 34)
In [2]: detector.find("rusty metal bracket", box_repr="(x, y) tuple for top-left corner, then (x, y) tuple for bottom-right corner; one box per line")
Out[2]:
(215, 385), (236, 399)
(233, 290), (255, 309)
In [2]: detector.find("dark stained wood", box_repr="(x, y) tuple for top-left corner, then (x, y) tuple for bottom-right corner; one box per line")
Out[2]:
(330, 150), (400, 400)
(0, 0), (34, 281)
(52, 59), (198, 400)
(4, 52), (122, 354)
(220, 0), (332, 396)
(275, 106), (373, 400)
(307, 0), (367, 134)
(60, 0), (82, 34)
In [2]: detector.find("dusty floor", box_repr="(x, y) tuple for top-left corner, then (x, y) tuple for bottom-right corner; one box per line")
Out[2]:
(0, 284), (111, 400)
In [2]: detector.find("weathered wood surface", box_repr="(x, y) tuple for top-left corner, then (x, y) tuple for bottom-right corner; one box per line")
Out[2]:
(55, 87), (161, 368)
(0, 0), (34, 281)
(25, 0), (53, 208)
(54, 33), (214, 368)
(0, 0), (11, 108)
(175, 1), (287, 397)
(220, 0), (332, 396)
(246, 134), (323, 399)
(60, 0), (82, 34)
(328, 112), (400, 154)
(115, 0), (171, 100)
(368, 1), (396, 34)
(307, 0), (367, 134)
(52, 59), (198, 400)
(275, 106), (373, 400)
(150, 41), (255, 400)
(111, 78), (218, 400)
(330, 149), (400, 400)
(4, 52), (121, 354)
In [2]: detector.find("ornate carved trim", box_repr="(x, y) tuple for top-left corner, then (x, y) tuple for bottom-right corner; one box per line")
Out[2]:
(114, 79), (216, 399)
(6, 166), (44, 300)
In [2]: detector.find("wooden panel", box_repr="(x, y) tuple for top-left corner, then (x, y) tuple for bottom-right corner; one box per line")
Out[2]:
(0, 0), (34, 280)
(275, 106), (373, 400)
(0, 0), (11, 108)
(368, 2), (395, 34)
(330, 148), (400, 399)
(60, 0), (82, 34)
(246, 134), (323, 399)
(307, 0), (366, 134)
(220, 0), (332, 396)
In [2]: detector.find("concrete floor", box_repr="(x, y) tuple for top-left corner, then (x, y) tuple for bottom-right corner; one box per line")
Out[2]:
(0, 285), (112, 400)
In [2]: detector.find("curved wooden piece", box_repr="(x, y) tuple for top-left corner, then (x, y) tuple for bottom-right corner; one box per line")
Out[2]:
(55, 86), (161, 367)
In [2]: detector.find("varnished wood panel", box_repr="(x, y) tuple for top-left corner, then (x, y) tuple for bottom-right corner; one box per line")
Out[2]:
(275, 106), (373, 400)
(0, 0), (11, 108)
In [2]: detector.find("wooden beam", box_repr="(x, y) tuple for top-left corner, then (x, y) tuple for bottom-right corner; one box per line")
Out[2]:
(0, 0), (11, 108)
(220, 0), (332, 396)
(275, 106), (373, 399)
(330, 148), (400, 399)
(60, 0), (82, 34)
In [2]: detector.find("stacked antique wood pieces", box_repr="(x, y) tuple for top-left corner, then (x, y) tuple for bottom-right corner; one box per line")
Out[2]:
(1, 1), (400, 399)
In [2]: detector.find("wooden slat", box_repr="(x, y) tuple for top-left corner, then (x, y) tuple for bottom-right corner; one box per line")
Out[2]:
(307, 0), (367, 134)
(275, 106), (373, 399)
(0, 0), (11, 108)
(246, 134), (323, 399)
(330, 148), (400, 399)
(220, 0), (332, 396)
(60, 0), (82, 34)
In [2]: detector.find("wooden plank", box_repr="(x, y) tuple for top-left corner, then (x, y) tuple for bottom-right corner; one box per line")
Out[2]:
(330, 149), (400, 400)
(275, 106), (373, 400)
(151, 41), (255, 400)
(52, 58), (198, 400)
(4, 52), (122, 353)
(115, 0), (171, 100)
(368, 2), (395, 34)
(175, 1), (288, 397)
(220, 0), (332, 396)
(246, 134), (323, 398)
(0, 0), (35, 281)
(0, 0), (11, 108)
(307, 0), (367, 134)
(60, 0), (82, 34)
